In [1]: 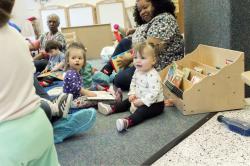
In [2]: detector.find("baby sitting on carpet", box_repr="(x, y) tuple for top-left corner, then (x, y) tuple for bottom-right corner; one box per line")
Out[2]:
(63, 42), (122, 108)
(98, 41), (165, 132)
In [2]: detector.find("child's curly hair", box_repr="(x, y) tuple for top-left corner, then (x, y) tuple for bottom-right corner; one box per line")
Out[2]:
(64, 42), (87, 71)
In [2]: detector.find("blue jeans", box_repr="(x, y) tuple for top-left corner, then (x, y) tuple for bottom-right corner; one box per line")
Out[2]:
(34, 59), (48, 73)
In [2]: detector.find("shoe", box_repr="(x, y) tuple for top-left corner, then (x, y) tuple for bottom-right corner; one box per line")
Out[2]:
(53, 108), (96, 143)
(52, 93), (73, 118)
(97, 102), (113, 115)
(116, 119), (128, 132)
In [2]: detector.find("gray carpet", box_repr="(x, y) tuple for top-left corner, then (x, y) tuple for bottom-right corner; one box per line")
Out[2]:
(55, 59), (210, 165)
(56, 106), (209, 166)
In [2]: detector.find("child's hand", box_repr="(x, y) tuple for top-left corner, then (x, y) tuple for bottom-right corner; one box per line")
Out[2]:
(133, 99), (144, 107)
(85, 90), (97, 97)
(129, 95), (137, 102)
(126, 28), (136, 36)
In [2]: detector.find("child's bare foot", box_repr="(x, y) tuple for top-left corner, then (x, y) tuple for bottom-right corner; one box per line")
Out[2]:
(164, 99), (174, 107)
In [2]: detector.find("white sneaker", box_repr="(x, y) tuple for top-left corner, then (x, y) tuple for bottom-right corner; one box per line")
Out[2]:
(97, 102), (112, 115)
(53, 93), (73, 118)
(116, 119), (127, 132)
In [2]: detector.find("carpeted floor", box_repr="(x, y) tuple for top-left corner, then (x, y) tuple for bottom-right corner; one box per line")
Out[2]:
(56, 106), (210, 166)
(55, 59), (213, 165)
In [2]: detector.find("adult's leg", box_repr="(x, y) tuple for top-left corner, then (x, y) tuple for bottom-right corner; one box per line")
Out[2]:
(40, 100), (53, 121)
(40, 93), (73, 122)
(0, 108), (59, 165)
(34, 59), (48, 73)
(34, 77), (52, 101)
(113, 66), (136, 91)
(101, 38), (132, 75)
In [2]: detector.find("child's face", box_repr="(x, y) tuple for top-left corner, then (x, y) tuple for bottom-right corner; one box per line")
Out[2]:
(133, 46), (155, 72)
(68, 48), (85, 71)
(48, 48), (60, 57)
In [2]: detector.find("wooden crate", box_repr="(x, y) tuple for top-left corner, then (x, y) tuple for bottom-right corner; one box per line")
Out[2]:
(160, 44), (245, 115)
(61, 24), (113, 60)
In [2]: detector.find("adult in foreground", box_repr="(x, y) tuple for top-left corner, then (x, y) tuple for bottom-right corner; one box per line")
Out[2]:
(101, 0), (184, 90)
(0, 0), (59, 165)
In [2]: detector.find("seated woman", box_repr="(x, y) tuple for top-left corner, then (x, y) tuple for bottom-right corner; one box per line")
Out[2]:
(101, 0), (184, 90)
(30, 14), (66, 73)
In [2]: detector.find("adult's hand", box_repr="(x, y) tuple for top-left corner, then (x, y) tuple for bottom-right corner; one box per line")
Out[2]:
(126, 28), (136, 36)
(147, 37), (166, 53)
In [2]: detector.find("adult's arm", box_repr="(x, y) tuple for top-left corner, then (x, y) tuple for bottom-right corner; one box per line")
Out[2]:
(125, 28), (136, 36)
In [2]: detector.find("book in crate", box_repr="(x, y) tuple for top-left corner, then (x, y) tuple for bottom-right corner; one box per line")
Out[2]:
(160, 44), (244, 115)
(164, 79), (183, 99)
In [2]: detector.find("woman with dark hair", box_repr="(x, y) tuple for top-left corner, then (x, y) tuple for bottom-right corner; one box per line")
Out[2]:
(101, 0), (184, 90)
(0, 0), (59, 165)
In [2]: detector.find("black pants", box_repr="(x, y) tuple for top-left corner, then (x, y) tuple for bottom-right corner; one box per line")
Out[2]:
(114, 99), (164, 127)
(34, 77), (51, 100)
(34, 77), (57, 121)
(101, 38), (134, 91)
(34, 59), (48, 73)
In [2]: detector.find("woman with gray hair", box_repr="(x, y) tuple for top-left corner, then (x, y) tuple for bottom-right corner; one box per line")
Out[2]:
(32, 13), (66, 72)
(0, 0), (59, 165)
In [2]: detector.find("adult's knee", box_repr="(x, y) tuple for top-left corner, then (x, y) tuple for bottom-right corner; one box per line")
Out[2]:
(119, 38), (132, 47)
(113, 72), (131, 91)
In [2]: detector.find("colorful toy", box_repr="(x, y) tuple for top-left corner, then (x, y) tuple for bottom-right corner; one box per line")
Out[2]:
(113, 24), (126, 42)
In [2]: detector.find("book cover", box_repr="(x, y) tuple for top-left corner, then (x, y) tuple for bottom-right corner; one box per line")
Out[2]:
(171, 69), (184, 88)
(166, 62), (178, 82)
(86, 91), (115, 101)
(182, 67), (191, 79)
(37, 71), (64, 81)
(111, 49), (133, 72)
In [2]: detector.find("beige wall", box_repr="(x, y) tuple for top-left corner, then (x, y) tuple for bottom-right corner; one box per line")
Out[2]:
(11, 0), (136, 31)
(44, 0), (136, 8)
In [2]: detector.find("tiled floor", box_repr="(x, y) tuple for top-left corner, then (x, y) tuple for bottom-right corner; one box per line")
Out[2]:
(153, 107), (250, 166)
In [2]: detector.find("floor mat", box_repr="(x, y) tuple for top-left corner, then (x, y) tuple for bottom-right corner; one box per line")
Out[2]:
(55, 106), (211, 165)
(54, 59), (213, 165)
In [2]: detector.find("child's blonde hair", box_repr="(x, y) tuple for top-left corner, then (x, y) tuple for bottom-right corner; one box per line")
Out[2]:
(133, 41), (157, 60)
(64, 42), (87, 71)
